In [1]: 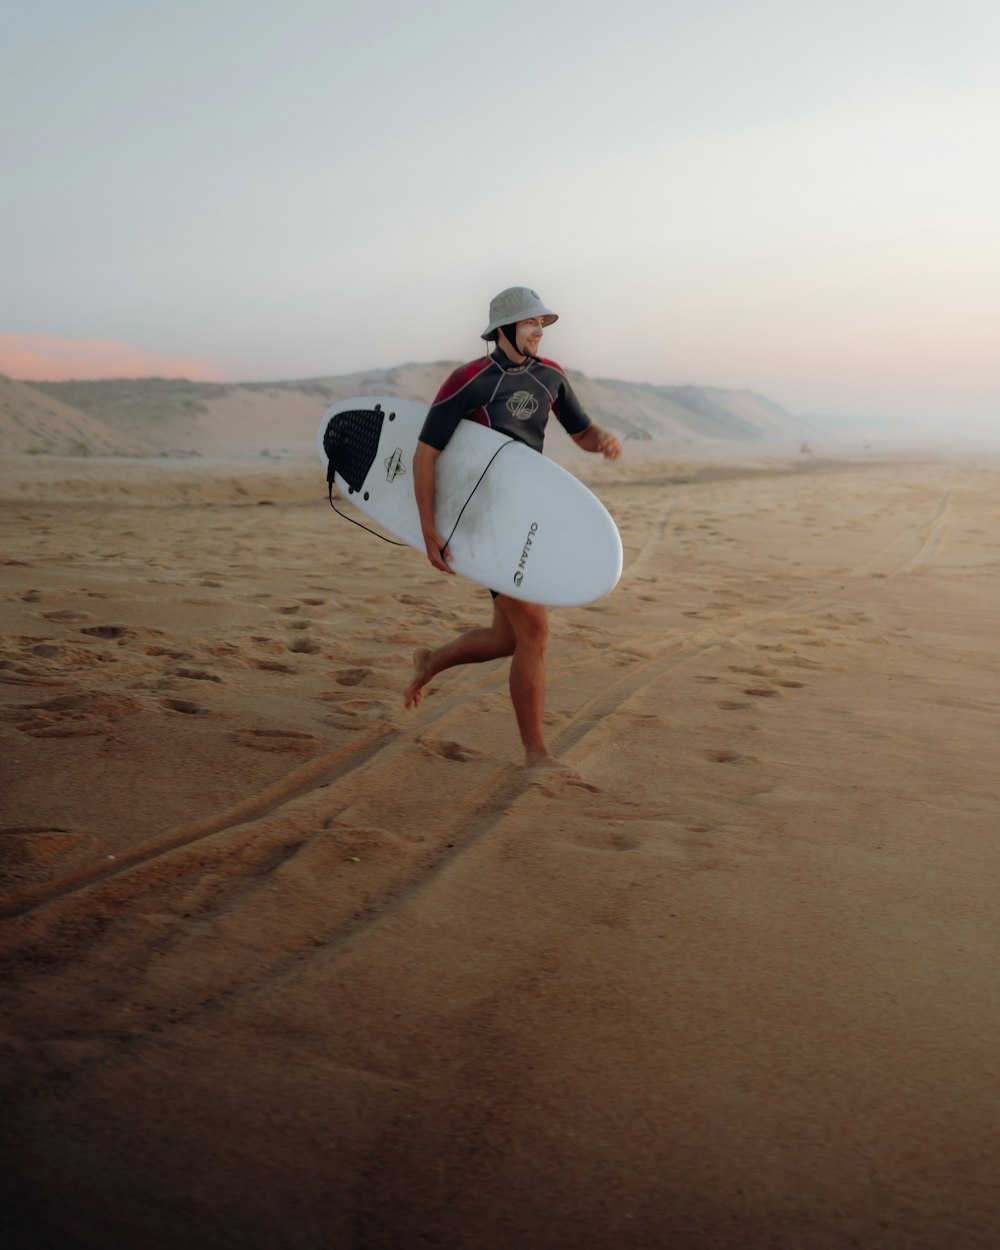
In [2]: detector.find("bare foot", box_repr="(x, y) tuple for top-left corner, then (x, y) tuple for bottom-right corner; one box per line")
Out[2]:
(403, 647), (433, 709)
(525, 752), (584, 782)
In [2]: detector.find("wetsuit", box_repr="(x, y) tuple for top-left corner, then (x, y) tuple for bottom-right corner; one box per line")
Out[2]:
(419, 348), (592, 599)
(419, 348), (591, 453)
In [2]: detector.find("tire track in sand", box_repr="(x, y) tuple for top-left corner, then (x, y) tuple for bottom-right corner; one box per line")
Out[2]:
(2, 463), (960, 1091)
(2, 479), (884, 1075)
(0, 722), (396, 920)
(1, 469), (864, 932)
(4, 466), (936, 932)
(893, 490), (951, 576)
(849, 489), (951, 580)
(0, 644), (527, 922)
(619, 499), (678, 581)
(0, 594), (843, 1083)
(1, 494), (681, 923)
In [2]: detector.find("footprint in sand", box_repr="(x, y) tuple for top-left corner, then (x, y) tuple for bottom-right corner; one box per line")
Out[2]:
(332, 667), (371, 687)
(529, 771), (601, 796)
(0, 827), (97, 889)
(80, 625), (135, 641)
(235, 728), (320, 753)
(287, 638), (322, 655)
(0, 642), (85, 685)
(729, 664), (780, 678)
(41, 610), (92, 623)
(790, 652), (832, 669)
(561, 827), (639, 852)
(205, 644), (240, 658)
(418, 737), (482, 763)
(161, 698), (209, 716)
(251, 659), (296, 673)
(172, 668), (223, 683)
(8, 691), (144, 736)
(248, 636), (287, 654)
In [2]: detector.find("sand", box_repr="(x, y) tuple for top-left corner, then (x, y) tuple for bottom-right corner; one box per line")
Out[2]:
(2, 446), (1000, 1249)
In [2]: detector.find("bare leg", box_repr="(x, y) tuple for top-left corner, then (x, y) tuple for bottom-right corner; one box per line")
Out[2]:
(403, 600), (515, 709)
(494, 596), (580, 776)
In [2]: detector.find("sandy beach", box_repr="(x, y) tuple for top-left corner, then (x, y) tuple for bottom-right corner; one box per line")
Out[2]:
(3, 446), (1000, 1249)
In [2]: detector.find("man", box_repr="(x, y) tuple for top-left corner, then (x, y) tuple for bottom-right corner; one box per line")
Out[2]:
(403, 286), (622, 774)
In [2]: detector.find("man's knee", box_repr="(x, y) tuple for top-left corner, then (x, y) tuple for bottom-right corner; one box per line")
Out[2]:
(513, 605), (549, 653)
(489, 605), (517, 656)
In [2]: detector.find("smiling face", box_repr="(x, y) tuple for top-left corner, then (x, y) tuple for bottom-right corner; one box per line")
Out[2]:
(514, 316), (545, 358)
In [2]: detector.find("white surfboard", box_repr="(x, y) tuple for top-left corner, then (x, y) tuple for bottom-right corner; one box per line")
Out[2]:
(318, 396), (622, 606)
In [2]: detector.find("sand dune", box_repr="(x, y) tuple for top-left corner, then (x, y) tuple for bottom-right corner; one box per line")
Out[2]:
(3, 448), (1000, 1249)
(23, 365), (814, 457)
(0, 375), (156, 456)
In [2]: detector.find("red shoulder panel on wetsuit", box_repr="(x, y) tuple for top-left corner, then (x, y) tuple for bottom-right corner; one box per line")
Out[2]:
(432, 357), (493, 405)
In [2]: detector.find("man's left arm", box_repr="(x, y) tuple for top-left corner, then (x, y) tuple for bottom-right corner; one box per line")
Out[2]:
(572, 424), (622, 461)
(549, 366), (622, 461)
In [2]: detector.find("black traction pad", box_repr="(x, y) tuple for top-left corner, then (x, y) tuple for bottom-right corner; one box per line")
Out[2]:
(322, 406), (386, 493)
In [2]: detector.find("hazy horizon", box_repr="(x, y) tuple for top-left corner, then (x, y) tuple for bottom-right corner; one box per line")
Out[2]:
(2, 0), (997, 434)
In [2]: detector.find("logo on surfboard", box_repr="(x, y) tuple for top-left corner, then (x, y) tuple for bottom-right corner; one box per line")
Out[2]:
(513, 521), (539, 586)
(384, 448), (406, 482)
(507, 391), (539, 422)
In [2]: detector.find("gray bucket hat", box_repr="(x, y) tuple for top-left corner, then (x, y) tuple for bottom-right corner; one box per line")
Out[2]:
(481, 286), (559, 340)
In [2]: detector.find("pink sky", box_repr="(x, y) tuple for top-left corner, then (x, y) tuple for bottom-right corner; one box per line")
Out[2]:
(0, 334), (217, 383)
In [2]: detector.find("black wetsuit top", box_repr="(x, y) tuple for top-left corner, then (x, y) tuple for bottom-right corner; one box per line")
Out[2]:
(419, 348), (591, 453)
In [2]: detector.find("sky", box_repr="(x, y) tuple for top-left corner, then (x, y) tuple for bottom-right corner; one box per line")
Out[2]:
(2, 0), (998, 430)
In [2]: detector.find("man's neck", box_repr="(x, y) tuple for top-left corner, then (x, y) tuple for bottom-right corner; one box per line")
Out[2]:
(496, 339), (528, 366)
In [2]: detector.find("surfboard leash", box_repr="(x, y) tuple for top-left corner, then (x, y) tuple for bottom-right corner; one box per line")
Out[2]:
(323, 413), (408, 545)
(324, 435), (516, 555)
(326, 489), (408, 546)
(441, 439), (516, 552)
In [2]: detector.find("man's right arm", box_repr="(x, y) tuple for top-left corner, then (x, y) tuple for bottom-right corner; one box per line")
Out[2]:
(414, 359), (492, 574)
(413, 440), (454, 574)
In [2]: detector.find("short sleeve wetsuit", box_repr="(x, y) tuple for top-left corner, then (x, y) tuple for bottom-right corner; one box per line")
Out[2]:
(419, 348), (591, 453)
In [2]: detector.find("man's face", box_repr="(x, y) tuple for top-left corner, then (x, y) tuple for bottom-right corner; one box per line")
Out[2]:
(515, 317), (545, 357)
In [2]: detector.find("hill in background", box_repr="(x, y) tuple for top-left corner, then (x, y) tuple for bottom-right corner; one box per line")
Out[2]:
(0, 375), (157, 456)
(5, 363), (812, 457)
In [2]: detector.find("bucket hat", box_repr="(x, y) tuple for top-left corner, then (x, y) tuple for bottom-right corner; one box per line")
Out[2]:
(481, 286), (559, 340)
